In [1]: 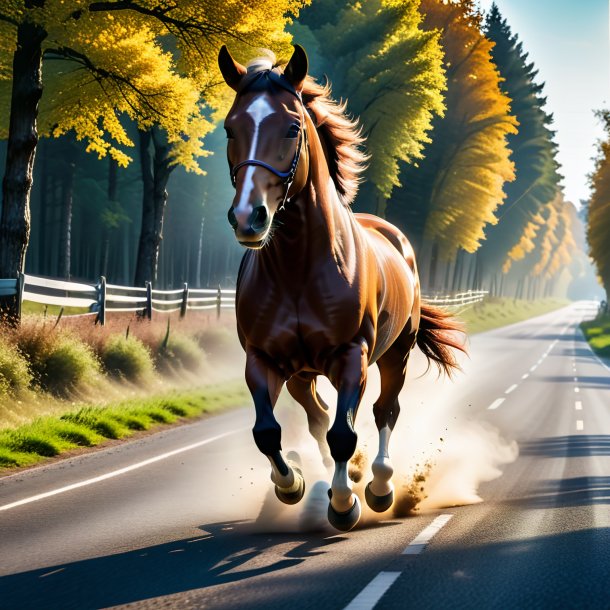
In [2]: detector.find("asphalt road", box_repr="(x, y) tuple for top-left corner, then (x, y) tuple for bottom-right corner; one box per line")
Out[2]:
(1, 301), (609, 610)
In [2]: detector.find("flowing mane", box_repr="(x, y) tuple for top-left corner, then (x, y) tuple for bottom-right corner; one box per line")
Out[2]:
(299, 76), (368, 206)
(242, 53), (368, 206)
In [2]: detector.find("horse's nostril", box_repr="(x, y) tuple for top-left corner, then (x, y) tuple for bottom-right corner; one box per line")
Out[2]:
(250, 205), (269, 232)
(227, 207), (238, 229)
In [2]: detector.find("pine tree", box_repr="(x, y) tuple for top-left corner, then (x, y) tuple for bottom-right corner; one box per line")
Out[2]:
(588, 110), (610, 300)
(293, 0), (446, 214)
(386, 0), (517, 262)
(477, 3), (562, 278)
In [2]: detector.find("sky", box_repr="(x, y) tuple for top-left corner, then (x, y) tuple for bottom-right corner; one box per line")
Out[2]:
(478, 0), (610, 206)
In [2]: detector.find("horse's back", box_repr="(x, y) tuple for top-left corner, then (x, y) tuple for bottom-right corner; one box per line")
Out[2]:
(354, 213), (417, 275)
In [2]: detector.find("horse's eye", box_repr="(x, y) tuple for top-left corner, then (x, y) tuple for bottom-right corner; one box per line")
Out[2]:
(285, 123), (300, 139)
(225, 127), (234, 139)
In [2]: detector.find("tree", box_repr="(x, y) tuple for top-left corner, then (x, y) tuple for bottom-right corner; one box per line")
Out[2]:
(0, 0), (304, 322)
(588, 110), (610, 300)
(293, 0), (446, 214)
(386, 0), (517, 264)
(477, 3), (562, 279)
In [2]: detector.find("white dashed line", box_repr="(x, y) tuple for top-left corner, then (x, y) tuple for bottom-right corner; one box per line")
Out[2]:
(488, 398), (505, 410)
(344, 513), (455, 608)
(522, 373), (529, 380)
(402, 514), (454, 555)
(505, 384), (518, 395)
(576, 420), (584, 431)
(0, 428), (245, 512)
(530, 365), (537, 372)
(574, 387), (580, 393)
(575, 401), (582, 411)
(344, 572), (401, 610)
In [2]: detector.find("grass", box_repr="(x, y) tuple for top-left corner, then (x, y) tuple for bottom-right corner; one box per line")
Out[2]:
(580, 313), (610, 359)
(459, 297), (570, 335)
(0, 380), (250, 470)
(100, 335), (155, 382)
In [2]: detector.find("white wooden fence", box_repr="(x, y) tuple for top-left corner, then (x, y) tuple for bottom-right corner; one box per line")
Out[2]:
(0, 273), (236, 325)
(0, 274), (486, 325)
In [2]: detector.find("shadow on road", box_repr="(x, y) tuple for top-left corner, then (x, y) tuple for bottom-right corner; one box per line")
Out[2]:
(0, 519), (400, 610)
(537, 375), (610, 390)
(520, 435), (610, 458)
(506, 476), (610, 510)
(403, 527), (610, 608)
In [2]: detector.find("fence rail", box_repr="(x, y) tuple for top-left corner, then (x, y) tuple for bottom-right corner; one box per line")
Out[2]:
(0, 273), (236, 325)
(422, 289), (488, 308)
(0, 273), (486, 325)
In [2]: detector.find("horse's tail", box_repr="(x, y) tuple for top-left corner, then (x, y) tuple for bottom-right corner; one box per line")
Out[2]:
(416, 301), (467, 378)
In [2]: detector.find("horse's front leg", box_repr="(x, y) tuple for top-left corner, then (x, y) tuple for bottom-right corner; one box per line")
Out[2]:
(326, 339), (368, 531)
(246, 349), (305, 505)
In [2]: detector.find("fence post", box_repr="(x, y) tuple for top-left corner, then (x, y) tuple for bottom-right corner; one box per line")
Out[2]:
(16, 272), (24, 322)
(145, 281), (152, 321)
(216, 285), (222, 319)
(180, 282), (189, 319)
(97, 276), (106, 326)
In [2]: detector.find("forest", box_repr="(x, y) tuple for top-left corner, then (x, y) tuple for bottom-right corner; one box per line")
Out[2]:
(0, 0), (605, 324)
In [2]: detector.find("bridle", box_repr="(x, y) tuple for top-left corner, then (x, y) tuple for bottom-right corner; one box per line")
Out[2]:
(228, 70), (308, 210)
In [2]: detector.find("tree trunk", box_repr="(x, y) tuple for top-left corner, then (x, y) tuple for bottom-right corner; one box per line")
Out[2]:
(58, 140), (77, 279)
(196, 205), (205, 288)
(134, 128), (173, 286)
(0, 15), (46, 323)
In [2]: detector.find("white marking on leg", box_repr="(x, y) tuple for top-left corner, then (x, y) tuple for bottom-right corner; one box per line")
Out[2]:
(370, 425), (394, 497)
(331, 461), (354, 513)
(267, 455), (297, 492)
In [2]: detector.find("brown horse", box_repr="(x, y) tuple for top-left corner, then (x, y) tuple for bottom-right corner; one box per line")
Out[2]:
(218, 44), (465, 531)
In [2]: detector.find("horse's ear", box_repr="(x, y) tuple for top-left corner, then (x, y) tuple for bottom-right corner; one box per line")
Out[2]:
(284, 44), (308, 92)
(218, 45), (247, 91)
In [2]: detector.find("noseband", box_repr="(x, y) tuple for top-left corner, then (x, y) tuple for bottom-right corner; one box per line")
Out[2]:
(228, 70), (307, 210)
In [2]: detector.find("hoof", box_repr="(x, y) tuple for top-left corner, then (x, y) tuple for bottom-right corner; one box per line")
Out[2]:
(327, 493), (361, 531)
(275, 468), (305, 505)
(365, 482), (394, 513)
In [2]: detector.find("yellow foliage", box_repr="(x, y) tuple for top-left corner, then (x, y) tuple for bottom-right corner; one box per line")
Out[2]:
(0, 0), (306, 169)
(419, 0), (517, 257)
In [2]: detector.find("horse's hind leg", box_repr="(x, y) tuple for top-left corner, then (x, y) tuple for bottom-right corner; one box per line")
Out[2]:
(286, 375), (333, 468)
(246, 349), (305, 505)
(365, 334), (415, 513)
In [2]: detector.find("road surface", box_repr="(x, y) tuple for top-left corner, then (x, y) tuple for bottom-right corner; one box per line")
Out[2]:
(1, 301), (609, 609)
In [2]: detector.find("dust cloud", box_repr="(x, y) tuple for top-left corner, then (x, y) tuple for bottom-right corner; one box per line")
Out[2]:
(208, 346), (517, 533)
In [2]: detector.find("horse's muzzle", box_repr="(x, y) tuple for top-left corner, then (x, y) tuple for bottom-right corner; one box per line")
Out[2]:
(229, 203), (270, 247)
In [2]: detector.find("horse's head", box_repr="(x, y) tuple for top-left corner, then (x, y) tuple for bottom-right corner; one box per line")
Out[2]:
(218, 45), (310, 248)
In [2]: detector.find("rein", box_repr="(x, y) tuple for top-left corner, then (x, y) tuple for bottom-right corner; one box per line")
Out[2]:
(228, 70), (308, 210)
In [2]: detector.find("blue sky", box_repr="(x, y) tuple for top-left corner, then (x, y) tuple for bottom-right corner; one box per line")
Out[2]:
(478, 0), (609, 206)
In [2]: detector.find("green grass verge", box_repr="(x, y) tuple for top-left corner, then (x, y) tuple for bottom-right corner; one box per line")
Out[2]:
(580, 314), (610, 359)
(0, 380), (249, 470)
(459, 297), (570, 335)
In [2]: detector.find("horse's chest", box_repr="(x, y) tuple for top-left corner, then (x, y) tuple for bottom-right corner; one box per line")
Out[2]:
(237, 276), (361, 375)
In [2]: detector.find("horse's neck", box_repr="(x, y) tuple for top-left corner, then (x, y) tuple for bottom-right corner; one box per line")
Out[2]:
(259, 121), (357, 280)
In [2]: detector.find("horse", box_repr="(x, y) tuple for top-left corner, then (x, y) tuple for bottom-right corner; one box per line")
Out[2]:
(218, 44), (465, 531)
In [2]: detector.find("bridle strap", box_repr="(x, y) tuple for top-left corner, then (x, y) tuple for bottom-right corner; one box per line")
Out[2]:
(228, 69), (307, 210)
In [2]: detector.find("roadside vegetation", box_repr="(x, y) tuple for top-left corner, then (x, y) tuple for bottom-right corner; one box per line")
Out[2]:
(580, 314), (610, 359)
(0, 383), (249, 469)
(458, 297), (570, 335)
